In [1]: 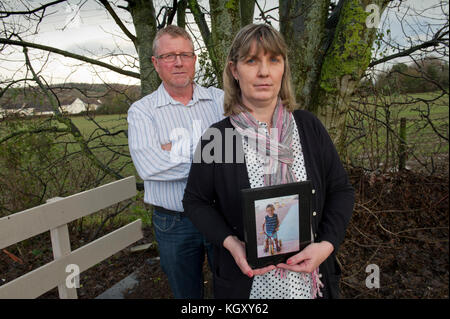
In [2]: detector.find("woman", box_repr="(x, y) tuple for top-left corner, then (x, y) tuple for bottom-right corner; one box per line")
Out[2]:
(182, 24), (354, 299)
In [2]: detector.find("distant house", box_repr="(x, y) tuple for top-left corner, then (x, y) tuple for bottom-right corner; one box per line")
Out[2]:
(0, 107), (35, 117)
(60, 97), (100, 114)
(0, 97), (101, 117)
(1, 99), (50, 118)
(1, 91), (104, 118)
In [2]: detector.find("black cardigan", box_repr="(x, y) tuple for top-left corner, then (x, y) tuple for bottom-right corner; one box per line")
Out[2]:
(182, 109), (355, 299)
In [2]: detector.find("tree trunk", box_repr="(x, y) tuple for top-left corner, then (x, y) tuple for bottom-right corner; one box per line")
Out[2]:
(240, 0), (256, 27)
(177, 0), (187, 28)
(279, 0), (330, 112)
(189, 0), (254, 88)
(318, 0), (389, 158)
(128, 0), (160, 97)
(209, 0), (241, 87)
(282, 0), (389, 159)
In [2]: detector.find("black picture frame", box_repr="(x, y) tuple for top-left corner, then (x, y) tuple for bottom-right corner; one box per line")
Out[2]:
(241, 181), (312, 268)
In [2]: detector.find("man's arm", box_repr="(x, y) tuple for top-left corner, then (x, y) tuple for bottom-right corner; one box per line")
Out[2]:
(128, 105), (191, 182)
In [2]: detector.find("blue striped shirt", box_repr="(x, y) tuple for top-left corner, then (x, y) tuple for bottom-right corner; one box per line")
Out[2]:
(127, 83), (225, 212)
(265, 214), (278, 234)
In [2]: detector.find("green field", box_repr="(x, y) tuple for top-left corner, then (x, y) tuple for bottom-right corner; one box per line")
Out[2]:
(70, 114), (129, 137)
(346, 91), (449, 172)
(58, 113), (135, 177)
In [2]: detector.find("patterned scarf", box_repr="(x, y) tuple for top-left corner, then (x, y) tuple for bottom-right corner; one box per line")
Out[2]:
(229, 99), (296, 186)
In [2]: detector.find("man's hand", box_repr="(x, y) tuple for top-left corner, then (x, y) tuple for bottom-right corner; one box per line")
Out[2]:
(223, 235), (276, 278)
(276, 241), (334, 273)
(161, 142), (172, 151)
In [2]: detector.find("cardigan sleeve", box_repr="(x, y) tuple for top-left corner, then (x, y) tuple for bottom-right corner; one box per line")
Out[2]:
(310, 114), (355, 252)
(182, 128), (235, 247)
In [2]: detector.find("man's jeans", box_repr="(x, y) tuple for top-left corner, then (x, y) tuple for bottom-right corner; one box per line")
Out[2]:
(152, 209), (214, 299)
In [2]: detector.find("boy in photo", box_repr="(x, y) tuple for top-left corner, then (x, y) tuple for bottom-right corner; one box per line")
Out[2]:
(262, 204), (281, 253)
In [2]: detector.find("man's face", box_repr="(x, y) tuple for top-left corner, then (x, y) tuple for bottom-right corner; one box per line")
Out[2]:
(152, 35), (196, 92)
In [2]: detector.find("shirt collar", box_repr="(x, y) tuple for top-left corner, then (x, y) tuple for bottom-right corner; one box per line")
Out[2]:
(155, 82), (213, 108)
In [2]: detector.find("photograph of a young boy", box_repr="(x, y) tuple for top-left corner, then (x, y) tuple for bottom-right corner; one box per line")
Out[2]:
(262, 204), (281, 253)
(255, 195), (300, 258)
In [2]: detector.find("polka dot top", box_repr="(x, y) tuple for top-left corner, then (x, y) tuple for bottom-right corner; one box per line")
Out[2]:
(242, 114), (314, 299)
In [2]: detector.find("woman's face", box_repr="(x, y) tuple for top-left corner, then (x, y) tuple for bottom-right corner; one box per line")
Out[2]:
(230, 42), (284, 109)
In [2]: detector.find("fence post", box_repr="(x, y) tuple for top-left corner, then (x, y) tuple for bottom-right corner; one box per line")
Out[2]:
(398, 117), (407, 171)
(47, 197), (78, 299)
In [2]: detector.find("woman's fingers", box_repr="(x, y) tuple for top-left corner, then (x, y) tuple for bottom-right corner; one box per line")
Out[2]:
(277, 261), (312, 273)
(285, 250), (307, 266)
(276, 242), (334, 274)
(253, 265), (276, 276)
(236, 256), (254, 277)
(224, 236), (255, 278)
(225, 235), (292, 277)
(275, 246), (313, 272)
(237, 259), (276, 277)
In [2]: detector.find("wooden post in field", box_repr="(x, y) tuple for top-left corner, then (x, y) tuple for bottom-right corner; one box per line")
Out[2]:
(398, 117), (407, 171)
(47, 197), (78, 299)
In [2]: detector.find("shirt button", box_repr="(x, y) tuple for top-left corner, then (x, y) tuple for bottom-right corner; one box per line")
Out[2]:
(312, 189), (316, 194)
(313, 211), (317, 217)
(314, 233), (318, 238)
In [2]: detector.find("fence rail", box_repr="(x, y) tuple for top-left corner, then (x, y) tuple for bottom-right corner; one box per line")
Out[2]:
(0, 176), (143, 299)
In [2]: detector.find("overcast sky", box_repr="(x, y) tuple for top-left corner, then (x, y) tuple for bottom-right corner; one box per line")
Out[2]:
(0, 0), (448, 85)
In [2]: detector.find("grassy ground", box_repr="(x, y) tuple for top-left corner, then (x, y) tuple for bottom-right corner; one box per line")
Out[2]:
(346, 91), (448, 172)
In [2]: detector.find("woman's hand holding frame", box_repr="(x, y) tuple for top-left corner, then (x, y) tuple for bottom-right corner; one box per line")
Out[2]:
(276, 241), (334, 273)
(223, 235), (276, 278)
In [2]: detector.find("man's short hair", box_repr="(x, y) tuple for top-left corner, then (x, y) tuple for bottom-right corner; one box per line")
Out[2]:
(152, 25), (194, 56)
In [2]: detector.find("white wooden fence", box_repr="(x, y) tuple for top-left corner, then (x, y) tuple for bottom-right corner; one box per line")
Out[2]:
(0, 176), (143, 299)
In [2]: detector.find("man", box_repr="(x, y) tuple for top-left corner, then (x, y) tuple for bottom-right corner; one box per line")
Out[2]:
(127, 25), (224, 299)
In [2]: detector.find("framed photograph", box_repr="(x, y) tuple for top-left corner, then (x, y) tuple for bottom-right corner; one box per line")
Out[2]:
(241, 181), (313, 268)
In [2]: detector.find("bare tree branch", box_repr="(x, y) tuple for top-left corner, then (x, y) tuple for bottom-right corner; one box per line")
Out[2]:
(0, 0), (68, 17)
(0, 126), (70, 144)
(98, 0), (137, 49)
(187, 0), (210, 44)
(0, 38), (140, 79)
(369, 29), (449, 68)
